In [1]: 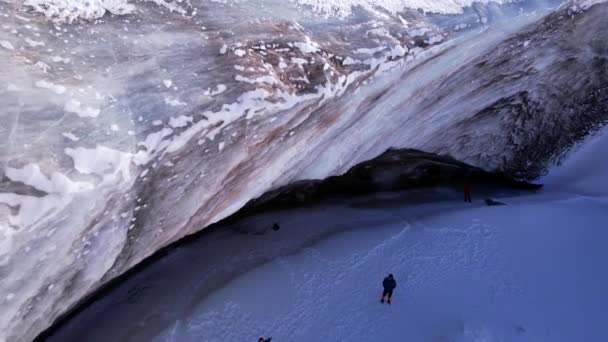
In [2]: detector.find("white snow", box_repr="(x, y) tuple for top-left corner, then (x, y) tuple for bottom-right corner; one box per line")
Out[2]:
(295, 0), (510, 17)
(291, 57), (308, 66)
(51, 56), (71, 64)
(1, 41), (15, 51)
(23, 0), (190, 23)
(388, 44), (408, 58)
(5, 164), (55, 194)
(24, 0), (136, 22)
(356, 46), (387, 55)
(62, 132), (80, 141)
(64, 99), (100, 118)
(219, 44), (228, 54)
(35, 80), (66, 95)
(234, 49), (247, 57)
(25, 38), (45, 47)
(542, 125), (608, 196)
(203, 84), (227, 96)
(426, 34), (444, 45)
(342, 56), (357, 65)
(6, 84), (20, 92)
(164, 96), (187, 107)
(179, 198), (608, 341)
(4, 163), (93, 195)
(235, 75), (278, 85)
(133, 127), (174, 165)
(163, 79), (173, 88)
(65, 145), (132, 183)
(293, 37), (319, 54)
(34, 61), (51, 73)
(571, 0), (608, 9)
(169, 115), (193, 128)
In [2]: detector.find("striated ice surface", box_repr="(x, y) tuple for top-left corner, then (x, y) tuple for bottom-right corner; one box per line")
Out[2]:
(0, 0), (606, 340)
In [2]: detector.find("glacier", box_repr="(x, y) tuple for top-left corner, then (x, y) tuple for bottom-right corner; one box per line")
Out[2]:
(44, 125), (608, 341)
(0, 0), (607, 340)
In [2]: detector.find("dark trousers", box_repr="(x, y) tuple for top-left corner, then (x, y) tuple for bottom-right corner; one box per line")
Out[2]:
(464, 192), (472, 203)
(382, 289), (393, 299)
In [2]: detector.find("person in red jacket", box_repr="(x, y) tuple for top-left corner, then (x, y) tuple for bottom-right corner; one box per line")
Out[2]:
(464, 182), (472, 203)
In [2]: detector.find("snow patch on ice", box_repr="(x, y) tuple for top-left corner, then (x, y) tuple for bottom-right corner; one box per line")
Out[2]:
(164, 97), (187, 107)
(65, 145), (132, 184)
(51, 55), (71, 64)
(342, 56), (357, 65)
(203, 84), (227, 96)
(23, 0), (190, 23)
(24, 0), (135, 22)
(6, 84), (20, 92)
(293, 37), (319, 54)
(169, 115), (193, 128)
(25, 37), (45, 47)
(65, 99), (100, 118)
(569, 0), (608, 9)
(0, 41), (14, 51)
(34, 61), (51, 73)
(5, 163), (93, 195)
(235, 75), (277, 85)
(295, 0), (510, 17)
(356, 46), (386, 55)
(35, 80), (66, 94)
(291, 57), (308, 66)
(62, 132), (80, 141)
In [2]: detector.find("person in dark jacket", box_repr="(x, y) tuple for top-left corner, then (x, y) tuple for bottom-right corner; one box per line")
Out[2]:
(464, 182), (472, 203)
(381, 274), (397, 304)
(258, 337), (271, 342)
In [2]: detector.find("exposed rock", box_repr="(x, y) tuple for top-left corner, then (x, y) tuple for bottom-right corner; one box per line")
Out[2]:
(485, 198), (507, 206)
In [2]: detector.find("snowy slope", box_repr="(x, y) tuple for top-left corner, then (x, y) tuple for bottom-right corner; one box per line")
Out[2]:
(178, 197), (608, 342)
(542, 125), (608, 196)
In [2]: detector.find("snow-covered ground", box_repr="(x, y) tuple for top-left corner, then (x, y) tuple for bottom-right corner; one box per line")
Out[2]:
(180, 197), (608, 342)
(49, 126), (608, 341)
(158, 129), (608, 342)
(164, 147), (608, 341)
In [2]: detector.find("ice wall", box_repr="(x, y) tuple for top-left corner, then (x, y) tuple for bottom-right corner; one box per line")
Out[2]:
(0, 0), (606, 340)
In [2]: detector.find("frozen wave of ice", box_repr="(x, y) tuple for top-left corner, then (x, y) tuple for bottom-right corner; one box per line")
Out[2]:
(0, 0), (606, 340)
